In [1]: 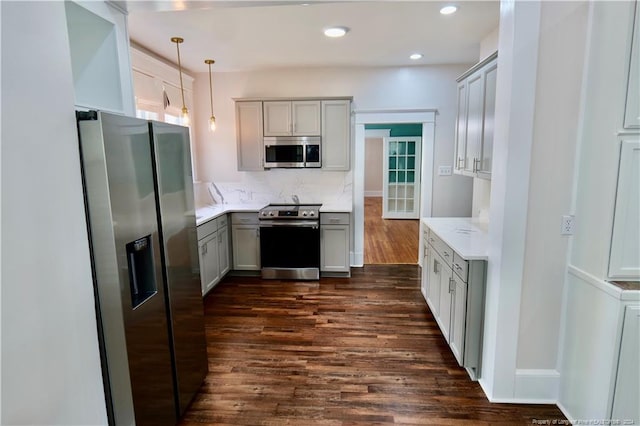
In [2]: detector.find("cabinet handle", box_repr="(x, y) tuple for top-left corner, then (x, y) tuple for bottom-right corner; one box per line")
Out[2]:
(473, 158), (480, 173)
(457, 157), (464, 169)
(449, 278), (455, 293)
(454, 263), (462, 271)
(443, 252), (450, 258)
(434, 259), (440, 274)
(203, 243), (207, 255)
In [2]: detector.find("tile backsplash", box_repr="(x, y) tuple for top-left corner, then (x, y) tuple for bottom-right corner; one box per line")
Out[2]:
(194, 169), (353, 208)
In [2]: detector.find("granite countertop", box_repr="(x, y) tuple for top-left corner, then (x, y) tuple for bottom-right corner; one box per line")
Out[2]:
(196, 202), (352, 226)
(421, 217), (489, 260)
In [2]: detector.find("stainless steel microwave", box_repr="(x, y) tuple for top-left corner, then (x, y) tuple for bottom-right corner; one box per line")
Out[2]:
(263, 136), (321, 168)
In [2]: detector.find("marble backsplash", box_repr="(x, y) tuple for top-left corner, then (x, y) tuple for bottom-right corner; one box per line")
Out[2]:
(194, 169), (353, 208)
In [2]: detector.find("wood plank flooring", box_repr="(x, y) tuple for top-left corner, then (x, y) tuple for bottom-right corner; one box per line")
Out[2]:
(180, 265), (566, 425)
(365, 197), (420, 265)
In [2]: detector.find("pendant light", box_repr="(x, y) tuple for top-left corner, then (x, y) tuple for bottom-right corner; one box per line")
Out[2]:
(205, 59), (216, 132)
(171, 36), (189, 126)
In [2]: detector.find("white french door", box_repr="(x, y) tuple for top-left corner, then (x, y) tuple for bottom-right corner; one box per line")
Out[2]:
(382, 136), (422, 219)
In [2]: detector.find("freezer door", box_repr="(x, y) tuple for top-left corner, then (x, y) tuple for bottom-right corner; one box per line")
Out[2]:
(150, 121), (208, 415)
(79, 112), (177, 426)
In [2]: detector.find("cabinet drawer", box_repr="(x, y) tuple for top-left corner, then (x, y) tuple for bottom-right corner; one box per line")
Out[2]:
(231, 212), (259, 225)
(428, 232), (453, 267)
(321, 212), (350, 225)
(197, 218), (218, 240)
(217, 214), (228, 229)
(452, 252), (469, 283)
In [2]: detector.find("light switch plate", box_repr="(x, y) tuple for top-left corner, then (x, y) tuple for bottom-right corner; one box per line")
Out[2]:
(438, 166), (452, 176)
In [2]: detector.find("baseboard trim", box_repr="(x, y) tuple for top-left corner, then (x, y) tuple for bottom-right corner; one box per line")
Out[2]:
(477, 371), (560, 404)
(556, 401), (576, 424)
(514, 369), (559, 403)
(351, 251), (364, 267)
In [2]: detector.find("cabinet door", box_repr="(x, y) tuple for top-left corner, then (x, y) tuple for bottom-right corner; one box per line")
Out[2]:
(609, 140), (640, 278)
(478, 61), (497, 178)
(464, 72), (484, 174)
(199, 232), (220, 295)
(232, 225), (261, 270)
(450, 273), (468, 366)
(321, 100), (351, 171)
(438, 256), (453, 344)
(427, 249), (442, 320)
(264, 101), (292, 136)
(454, 81), (468, 173)
(624, 2), (639, 129)
(218, 224), (230, 277)
(320, 225), (350, 272)
(236, 101), (264, 171)
(292, 100), (321, 135)
(612, 305), (640, 424)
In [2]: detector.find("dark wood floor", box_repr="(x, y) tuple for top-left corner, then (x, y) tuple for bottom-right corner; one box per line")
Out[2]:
(180, 265), (566, 425)
(365, 197), (420, 265)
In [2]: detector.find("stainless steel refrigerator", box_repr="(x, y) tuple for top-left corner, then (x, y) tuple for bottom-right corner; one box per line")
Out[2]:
(77, 111), (207, 425)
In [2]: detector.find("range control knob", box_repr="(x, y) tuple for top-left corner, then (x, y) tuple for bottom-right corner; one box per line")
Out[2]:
(302, 211), (308, 217)
(268, 211), (275, 217)
(309, 211), (316, 217)
(261, 211), (267, 216)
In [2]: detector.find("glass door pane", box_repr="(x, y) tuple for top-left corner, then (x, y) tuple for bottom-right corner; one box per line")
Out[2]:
(382, 136), (422, 219)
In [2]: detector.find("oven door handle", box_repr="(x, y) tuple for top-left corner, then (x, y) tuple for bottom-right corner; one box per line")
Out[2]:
(259, 221), (319, 228)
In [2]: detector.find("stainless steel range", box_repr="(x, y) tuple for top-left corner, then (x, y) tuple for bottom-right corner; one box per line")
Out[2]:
(258, 204), (321, 280)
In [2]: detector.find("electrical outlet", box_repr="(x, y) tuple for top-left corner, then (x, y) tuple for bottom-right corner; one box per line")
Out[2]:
(438, 166), (452, 176)
(561, 215), (575, 235)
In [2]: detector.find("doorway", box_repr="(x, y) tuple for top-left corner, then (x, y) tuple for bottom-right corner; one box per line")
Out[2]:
(354, 110), (436, 267)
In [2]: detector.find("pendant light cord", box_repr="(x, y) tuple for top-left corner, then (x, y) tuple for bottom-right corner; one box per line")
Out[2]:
(174, 39), (186, 110)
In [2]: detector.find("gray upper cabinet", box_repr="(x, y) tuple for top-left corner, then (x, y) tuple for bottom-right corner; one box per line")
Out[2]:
(454, 52), (498, 180)
(235, 97), (351, 171)
(236, 101), (264, 171)
(264, 100), (321, 136)
(321, 99), (351, 171)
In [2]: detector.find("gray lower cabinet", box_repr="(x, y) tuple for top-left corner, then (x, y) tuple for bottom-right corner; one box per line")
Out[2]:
(421, 228), (486, 380)
(320, 212), (351, 276)
(197, 214), (231, 296)
(231, 212), (261, 270)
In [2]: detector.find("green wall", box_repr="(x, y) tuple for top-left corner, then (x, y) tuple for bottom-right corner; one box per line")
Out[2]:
(365, 123), (422, 137)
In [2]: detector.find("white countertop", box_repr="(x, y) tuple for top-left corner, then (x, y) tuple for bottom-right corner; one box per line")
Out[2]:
(196, 203), (352, 226)
(196, 203), (266, 226)
(422, 217), (489, 260)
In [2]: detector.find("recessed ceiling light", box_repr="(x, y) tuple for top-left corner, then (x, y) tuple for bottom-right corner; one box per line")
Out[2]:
(440, 5), (458, 15)
(410, 53), (423, 60)
(324, 27), (349, 38)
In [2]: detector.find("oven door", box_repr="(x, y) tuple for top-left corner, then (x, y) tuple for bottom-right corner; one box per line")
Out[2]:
(259, 221), (320, 280)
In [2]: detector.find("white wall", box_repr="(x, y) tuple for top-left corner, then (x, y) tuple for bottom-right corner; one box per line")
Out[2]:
(1, 2), (107, 424)
(191, 64), (472, 218)
(480, 26), (500, 60)
(516, 0), (589, 374)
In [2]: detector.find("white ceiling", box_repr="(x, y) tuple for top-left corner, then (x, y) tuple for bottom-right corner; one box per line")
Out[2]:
(127, 1), (500, 74)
